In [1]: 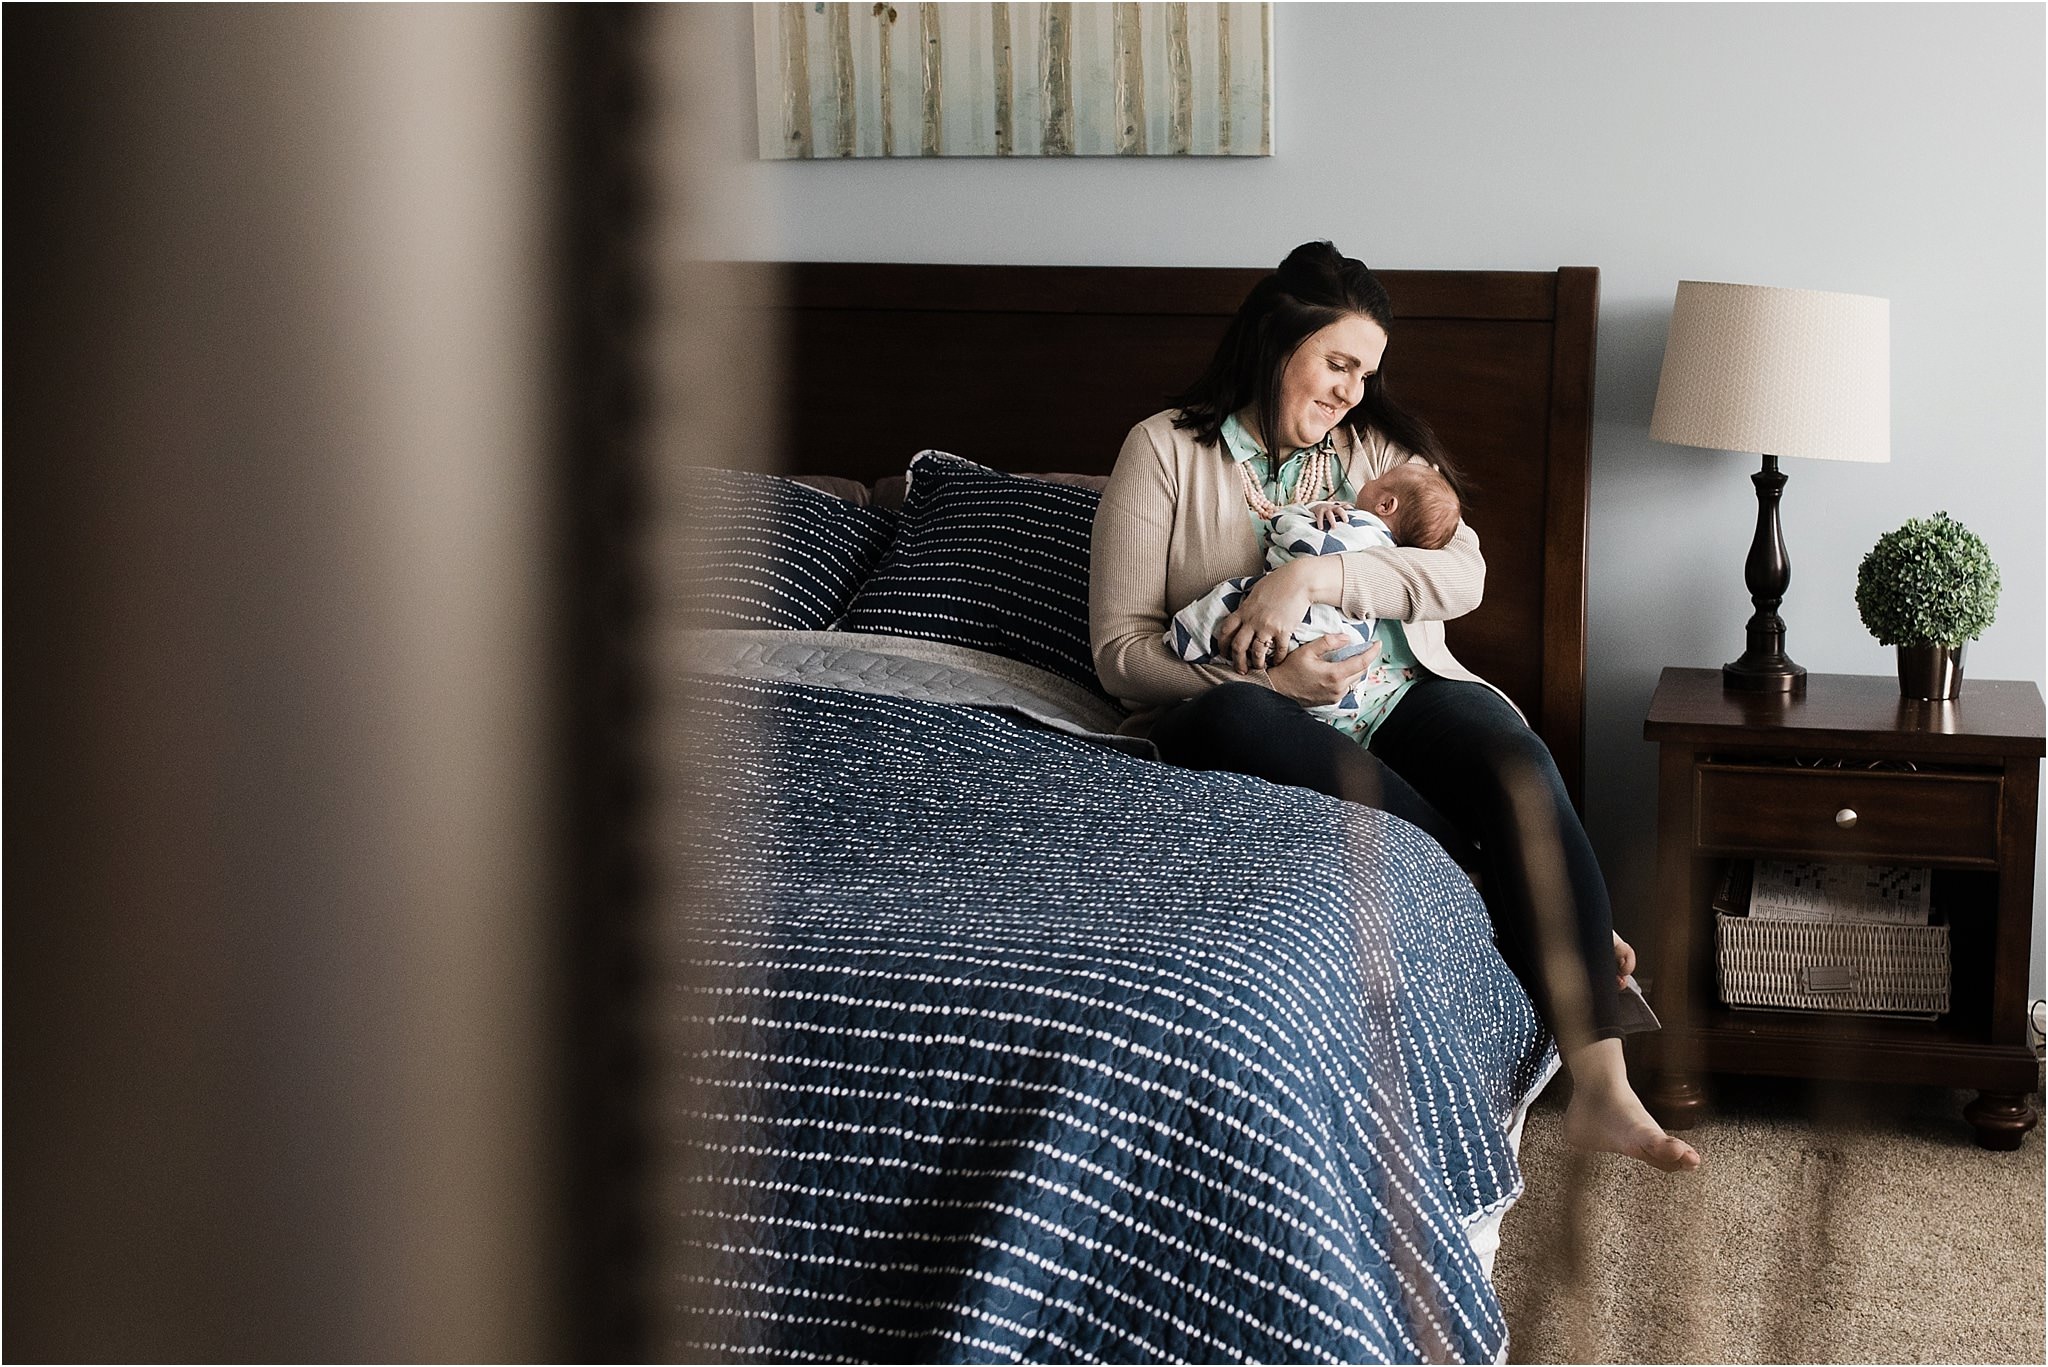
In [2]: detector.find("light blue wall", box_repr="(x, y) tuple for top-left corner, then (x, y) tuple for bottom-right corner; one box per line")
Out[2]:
(682, 2), (2047, 1008)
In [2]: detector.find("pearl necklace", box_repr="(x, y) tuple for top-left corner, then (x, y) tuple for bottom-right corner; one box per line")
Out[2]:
(1237, 439), (1336, 519)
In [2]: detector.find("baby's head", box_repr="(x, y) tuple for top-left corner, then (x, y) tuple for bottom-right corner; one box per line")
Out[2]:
(1354, 461), (1461, 549)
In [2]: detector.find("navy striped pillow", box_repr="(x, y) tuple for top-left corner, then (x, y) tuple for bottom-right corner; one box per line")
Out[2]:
(836, 450), (1104, 693)
(681, 470), (898, 630)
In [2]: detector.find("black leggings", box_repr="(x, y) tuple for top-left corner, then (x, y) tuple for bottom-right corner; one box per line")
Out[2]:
(1149, 679), (1625, 1043)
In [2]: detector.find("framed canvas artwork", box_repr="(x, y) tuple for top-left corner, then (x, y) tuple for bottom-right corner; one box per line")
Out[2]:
(754, 2), (1273, 158)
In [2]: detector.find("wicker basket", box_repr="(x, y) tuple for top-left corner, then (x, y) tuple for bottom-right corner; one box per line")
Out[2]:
(1716, 913), (1951, 1018)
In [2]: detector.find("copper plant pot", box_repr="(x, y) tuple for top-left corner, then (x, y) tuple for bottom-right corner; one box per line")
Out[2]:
(1897, 644), (1966, 700)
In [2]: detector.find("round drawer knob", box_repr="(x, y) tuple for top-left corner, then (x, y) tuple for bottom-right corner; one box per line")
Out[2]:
(1835, 808), (1858, 829)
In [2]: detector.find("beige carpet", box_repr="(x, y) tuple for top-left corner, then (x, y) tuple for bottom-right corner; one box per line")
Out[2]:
(1494, 1072), (2047, 1364)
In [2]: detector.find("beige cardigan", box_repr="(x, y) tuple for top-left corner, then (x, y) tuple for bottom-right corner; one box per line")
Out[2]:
(1089, 409), (1509, 731)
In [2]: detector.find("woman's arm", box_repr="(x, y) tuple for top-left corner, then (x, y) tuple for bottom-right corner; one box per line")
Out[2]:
(1214, 517), (1483, 661)
(1327, 430), (1488, 623)
(1334, 518), (1486, 623)
(1090, 422), (1279, 705)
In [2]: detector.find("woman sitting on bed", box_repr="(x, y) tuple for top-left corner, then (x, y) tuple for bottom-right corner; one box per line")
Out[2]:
(1089, 240), (1700, 1173)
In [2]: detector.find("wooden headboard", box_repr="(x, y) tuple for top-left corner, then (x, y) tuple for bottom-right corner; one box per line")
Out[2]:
(745, 261), (1598, 809)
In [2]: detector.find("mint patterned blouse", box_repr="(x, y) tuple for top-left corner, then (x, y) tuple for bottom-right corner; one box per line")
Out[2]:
(1220, 413), (1426, 744)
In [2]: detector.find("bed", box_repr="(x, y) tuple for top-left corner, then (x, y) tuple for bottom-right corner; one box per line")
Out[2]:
(653, 261), (1600, 1364)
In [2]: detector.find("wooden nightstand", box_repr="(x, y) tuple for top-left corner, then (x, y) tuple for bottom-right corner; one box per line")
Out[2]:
(1638, 667), (2046, 1150)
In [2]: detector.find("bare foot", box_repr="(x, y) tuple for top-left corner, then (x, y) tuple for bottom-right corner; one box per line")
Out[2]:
(1562, 1083), (1702, 1172)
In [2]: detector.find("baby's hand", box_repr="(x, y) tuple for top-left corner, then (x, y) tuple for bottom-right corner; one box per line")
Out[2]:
(1305, 500), (1355, 531)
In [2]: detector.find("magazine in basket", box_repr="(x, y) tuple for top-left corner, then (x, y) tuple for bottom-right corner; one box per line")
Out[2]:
(1713, 860), (1952, 1018)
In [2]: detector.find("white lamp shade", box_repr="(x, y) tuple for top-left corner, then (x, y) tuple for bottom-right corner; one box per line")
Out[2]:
(1649, 280), (1890, 463)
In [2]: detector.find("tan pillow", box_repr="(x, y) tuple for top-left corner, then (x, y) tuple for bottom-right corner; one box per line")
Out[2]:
(787, 474), (872, 507)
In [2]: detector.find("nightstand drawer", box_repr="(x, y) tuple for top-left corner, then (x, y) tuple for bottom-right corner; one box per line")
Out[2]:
(1694, 764), (2002, 864)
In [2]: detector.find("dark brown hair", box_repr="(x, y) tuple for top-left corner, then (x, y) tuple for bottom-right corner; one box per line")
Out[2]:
(1168, 241), (1468, 503)
(1375, 461), (1463, 550)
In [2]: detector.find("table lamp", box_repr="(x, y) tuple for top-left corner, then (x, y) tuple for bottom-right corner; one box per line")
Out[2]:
(1649, 280), (1890, 695)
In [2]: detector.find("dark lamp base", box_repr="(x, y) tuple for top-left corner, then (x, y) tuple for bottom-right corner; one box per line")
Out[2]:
(1723, 453), (1806, 698)
(1723, 656), (1807, 695)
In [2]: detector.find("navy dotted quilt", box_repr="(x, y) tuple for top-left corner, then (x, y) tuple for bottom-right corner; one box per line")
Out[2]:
(663, 676), (1555, 1364)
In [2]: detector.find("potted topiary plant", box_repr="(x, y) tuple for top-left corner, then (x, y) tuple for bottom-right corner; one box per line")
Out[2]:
(1854, 510), (2001, 700)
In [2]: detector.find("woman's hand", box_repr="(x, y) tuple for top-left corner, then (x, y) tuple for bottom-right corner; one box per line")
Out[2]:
(1214, 558), (1335, 673)
(1268, 635), (1379, 706)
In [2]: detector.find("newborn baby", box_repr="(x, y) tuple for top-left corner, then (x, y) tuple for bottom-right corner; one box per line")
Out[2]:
(1165, 462), (1461, 733)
